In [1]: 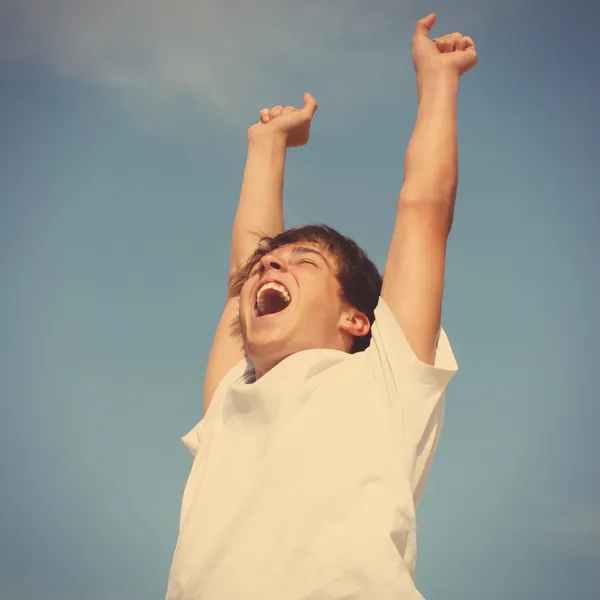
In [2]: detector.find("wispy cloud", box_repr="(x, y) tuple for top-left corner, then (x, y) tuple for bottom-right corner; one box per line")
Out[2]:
(0, 0), (523, 128)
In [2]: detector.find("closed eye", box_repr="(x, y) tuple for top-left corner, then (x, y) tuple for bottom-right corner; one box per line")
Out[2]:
(299, 259), (317, 267)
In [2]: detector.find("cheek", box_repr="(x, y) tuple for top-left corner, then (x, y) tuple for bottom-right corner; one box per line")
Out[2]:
(239, 281), (253, 307)
(299, 276), (340, 310)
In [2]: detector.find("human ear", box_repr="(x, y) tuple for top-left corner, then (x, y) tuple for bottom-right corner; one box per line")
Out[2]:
(339, 309), (370, 338)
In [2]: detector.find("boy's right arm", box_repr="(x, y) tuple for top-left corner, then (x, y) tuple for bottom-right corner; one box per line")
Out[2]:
(203, 94), (319, 412)
(203, 131), (286, 413)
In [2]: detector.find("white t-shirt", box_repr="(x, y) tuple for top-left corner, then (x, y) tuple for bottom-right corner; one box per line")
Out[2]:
(166, 297), (457, 600)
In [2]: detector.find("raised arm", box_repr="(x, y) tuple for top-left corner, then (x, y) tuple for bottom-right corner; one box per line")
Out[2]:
(203, 94), (318, 411)
(381, 14), (476, 365)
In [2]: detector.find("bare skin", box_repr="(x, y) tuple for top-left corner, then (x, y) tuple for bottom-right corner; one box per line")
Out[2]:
(203, 95), (319, 411)
(382, 14), (477, 364)
(204, 14), (477, 411)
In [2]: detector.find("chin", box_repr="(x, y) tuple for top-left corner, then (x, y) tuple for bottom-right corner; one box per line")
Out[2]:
(244, 318), (307, 372)
(245, 328), (291, 360)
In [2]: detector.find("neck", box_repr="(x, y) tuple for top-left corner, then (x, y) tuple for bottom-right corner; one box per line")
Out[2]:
(251, 354), (287, 381)
(249, 333), (354, 380)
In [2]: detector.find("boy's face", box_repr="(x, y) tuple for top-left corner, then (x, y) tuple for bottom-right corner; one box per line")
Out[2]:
(238, 243), (368, 377)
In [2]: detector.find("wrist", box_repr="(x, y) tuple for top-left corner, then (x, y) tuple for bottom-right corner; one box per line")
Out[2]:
(416, 68), (459, 99)
(247, 127), (288, 151)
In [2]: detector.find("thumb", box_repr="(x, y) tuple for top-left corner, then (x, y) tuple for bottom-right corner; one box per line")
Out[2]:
(414, 13), (436, 37)
(302, 92), (319, 117)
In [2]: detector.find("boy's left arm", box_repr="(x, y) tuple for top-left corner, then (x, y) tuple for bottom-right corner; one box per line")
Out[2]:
(381, 14), (477, 365)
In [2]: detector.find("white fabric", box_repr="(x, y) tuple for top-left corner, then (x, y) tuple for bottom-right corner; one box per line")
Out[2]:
(166, 297), (457, 600)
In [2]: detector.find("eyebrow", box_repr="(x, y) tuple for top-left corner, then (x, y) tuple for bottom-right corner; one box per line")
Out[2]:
(290, 245), (329, 265)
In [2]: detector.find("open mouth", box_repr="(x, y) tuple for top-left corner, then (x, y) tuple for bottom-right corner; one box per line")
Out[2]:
(255, 281), (291, 317)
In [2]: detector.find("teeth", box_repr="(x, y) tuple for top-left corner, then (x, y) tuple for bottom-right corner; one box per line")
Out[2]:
(256, 281), (291, 316)
(257, 281), (291, 302)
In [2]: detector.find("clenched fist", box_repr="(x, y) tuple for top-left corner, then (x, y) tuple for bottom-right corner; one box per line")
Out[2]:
(412, 14), (477, 79)
(248, 93), (319, 148)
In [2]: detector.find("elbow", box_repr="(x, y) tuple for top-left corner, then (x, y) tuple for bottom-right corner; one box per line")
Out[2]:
(399, 177), (456, 229)
(397, 192), (455, 235)
(400, 178), (457, 207)
(401, 159), (457, 206)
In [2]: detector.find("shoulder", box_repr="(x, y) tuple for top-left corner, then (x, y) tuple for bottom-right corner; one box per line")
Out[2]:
(364, 297), (458, 397)
(183, 357), (253, 456)
(371, 297), (456, 368)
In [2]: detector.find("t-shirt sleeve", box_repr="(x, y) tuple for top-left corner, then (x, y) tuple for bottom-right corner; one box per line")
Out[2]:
(181, 358), (253, 457)
(364, 297), (458, 504)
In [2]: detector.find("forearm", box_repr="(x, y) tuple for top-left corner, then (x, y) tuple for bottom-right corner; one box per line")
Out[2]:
(230, 133), (287, 273)
(401, 72), (459, 212)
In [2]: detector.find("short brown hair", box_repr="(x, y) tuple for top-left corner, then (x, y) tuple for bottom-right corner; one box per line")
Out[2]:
(229, 224), (382, 352)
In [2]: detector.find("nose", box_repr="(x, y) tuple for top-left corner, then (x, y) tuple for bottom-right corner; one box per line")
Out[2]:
(259, 253), (286, 272)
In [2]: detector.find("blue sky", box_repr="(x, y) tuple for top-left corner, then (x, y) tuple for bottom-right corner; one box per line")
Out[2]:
(1, 0), (598, 599)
